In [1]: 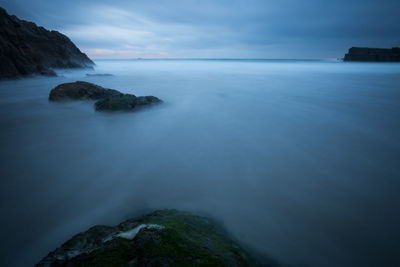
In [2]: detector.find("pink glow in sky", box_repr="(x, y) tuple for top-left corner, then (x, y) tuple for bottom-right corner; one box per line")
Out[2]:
(85, 48), (173, 59)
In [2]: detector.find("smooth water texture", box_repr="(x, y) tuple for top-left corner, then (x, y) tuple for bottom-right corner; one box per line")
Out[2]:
(0, 59), (399, 266)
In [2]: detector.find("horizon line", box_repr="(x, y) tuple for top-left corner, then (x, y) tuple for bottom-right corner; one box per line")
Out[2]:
(91, 57), (341, 61)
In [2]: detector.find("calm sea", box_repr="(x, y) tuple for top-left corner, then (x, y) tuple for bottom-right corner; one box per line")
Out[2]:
(0, 59), (399, 266)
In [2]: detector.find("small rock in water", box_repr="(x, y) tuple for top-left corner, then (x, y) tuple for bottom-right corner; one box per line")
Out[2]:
(135, 96), (162, 106)
(49, 81), (121, 101)
(39, 68), (57, 77)
(48, 81), (162, 111)
(95, 94), (137, 110)
(95, 94), (162, 111)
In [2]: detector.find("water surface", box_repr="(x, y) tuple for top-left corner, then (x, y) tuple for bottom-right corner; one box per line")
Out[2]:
(0, 59), (399, 266)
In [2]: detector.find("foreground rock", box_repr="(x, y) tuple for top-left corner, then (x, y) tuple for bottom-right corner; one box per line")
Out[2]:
(0, 7), (93, 79)
(49, 81), (162, 111)
(36, 210), (260, 266)
(344, 47), (400, 62)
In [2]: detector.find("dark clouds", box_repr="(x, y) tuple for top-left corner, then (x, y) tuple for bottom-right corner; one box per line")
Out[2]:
(1, 0), (399, 58)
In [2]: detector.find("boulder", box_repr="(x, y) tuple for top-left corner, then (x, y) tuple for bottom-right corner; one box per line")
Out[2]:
(36, 210), (260, 267)
(49, 81), (162, 111)
(49, 81), (121, 101)
(95, 94), (137, 110)
(95, 94), (162, 111)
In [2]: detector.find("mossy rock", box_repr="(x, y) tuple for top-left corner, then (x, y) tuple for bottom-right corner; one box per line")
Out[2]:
(49, 81), (162, 112)
(49, 81), (121, 101)
(94, 94), (137, 111)
(95, 94), (162, 111)
(36, 210), (262, 266)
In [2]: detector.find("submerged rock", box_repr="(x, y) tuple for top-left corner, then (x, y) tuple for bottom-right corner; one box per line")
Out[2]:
(39, 69), (57, 77)
(0, 8), (93, 79)
(36, 210), (260, 267)
(49, 81), (121, 101)
(136, 96), (162, 106)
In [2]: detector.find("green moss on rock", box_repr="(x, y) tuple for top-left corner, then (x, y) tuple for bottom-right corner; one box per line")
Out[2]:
(36, 210), (262, 267)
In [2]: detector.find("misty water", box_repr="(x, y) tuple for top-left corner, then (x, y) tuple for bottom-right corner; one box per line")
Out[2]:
(0, 59), (400, 267)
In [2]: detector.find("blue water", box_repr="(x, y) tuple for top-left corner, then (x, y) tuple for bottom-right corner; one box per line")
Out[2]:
(0, 59), (400, 266)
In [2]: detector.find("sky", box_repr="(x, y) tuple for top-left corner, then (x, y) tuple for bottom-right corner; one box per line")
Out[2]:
(1, 0), (399, 59)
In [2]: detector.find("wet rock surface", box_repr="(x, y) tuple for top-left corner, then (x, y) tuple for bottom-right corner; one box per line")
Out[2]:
(95, 95), (162, 111)
(49, 81), (162, 111)
(49, 81), (121, 101)
(36, 210), (263, 267)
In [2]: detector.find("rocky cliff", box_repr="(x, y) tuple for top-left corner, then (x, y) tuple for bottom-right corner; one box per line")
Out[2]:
(344, 47), (400, 62)
(0, 7), (94, 79)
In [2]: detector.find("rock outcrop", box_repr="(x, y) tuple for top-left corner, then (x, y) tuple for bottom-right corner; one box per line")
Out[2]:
(49, 81), (162, 111)
(344, 47), (400, 62)
(49, 81), (121, 101)
(95, 95), (162, 111)
(0, 7), (94, 79)
(36, 210), (260, 267)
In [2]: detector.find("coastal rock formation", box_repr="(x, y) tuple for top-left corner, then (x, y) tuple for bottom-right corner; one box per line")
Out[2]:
(344, 47), (400, 62)
(94, 94), (138, 110)
(95, 95), (162, 111)
(0, 7), (94, 79)
(49, 81), (162, 111)
(36, 210), (259, 267)
(49, 81), (121, 101)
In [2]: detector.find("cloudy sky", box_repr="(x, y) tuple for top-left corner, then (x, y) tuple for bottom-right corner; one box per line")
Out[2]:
(1, 0), (399, 59)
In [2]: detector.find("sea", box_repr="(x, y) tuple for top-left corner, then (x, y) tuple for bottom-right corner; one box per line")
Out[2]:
(0, 59), (399, 266)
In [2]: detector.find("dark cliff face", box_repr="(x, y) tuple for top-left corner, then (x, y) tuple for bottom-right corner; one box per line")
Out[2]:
(0, 7), (94, 79)
(344, 47), (400, 62)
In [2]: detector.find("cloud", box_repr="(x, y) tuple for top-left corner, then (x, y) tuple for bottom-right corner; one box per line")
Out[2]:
(84, 48), (172, 59)
(1, 0), (399, 58)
